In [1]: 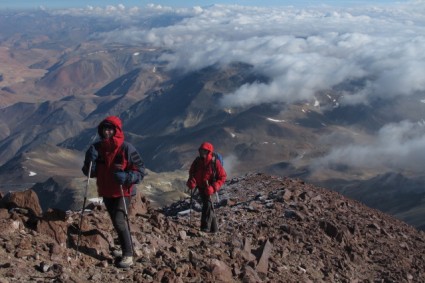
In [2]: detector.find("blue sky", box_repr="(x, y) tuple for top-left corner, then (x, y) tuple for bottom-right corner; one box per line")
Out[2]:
(0, 0), (405, 9)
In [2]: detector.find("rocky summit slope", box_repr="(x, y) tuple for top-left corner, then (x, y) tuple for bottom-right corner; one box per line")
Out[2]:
(0, 173), (424, 282)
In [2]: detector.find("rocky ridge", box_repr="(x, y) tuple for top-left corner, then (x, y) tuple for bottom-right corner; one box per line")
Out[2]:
(0, 173), (424, 282)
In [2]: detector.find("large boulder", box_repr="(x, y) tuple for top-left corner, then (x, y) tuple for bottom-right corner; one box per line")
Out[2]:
(129, 190), (149, 217)
(0, 189), (43, 216)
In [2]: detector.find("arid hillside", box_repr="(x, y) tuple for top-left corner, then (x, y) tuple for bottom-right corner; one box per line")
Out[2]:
(0, 173), (424, 282)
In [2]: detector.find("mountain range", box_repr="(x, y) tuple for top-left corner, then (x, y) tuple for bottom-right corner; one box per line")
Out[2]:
(1, 8), (425, 233)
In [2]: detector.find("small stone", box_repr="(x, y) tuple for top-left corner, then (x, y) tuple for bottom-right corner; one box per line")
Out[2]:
(96, 260), (108, 268)
(39, 261), (50, 273)
(170, 245), (181, 254)
(178, 230), (187, 241)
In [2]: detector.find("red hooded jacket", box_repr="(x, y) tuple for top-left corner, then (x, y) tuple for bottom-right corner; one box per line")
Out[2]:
(187, 142), (227, 194)
(83, 116), (145, 198)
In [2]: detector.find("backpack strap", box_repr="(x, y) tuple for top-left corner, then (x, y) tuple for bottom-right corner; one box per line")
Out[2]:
(211, 153), (218, 183)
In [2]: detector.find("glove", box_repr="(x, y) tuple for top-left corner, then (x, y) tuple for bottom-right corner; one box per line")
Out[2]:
(86, 146), (98, 162)
(114, 171), (138, 185)
(128, 172), (139, 184)
(186, 178), (196, 189)
(114, 171), (129, 185)
(82, 146), (98, 176)
(82, 163), (96, 177)
(206, 186), (215, 196)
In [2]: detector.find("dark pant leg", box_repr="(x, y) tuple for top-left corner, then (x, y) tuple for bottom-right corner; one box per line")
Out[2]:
(210, 210), (218, 233)
(200, 194), (218, 232)
(200, 194), (209, 230)
(103, 197), (133, 256)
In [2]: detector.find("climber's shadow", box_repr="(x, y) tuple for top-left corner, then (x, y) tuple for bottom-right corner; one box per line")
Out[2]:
(68, 225), (111, 261)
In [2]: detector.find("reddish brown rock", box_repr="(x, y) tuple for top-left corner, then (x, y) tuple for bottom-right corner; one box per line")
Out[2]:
(0, 208), (9, 219)
(129, 190), (149, 217)
(77, 230), (111, 258)
(241, 265), (263, 283)
(1, 189), (42, 216)
(255, 239), (272, 275)
(0, 174), (424, 282)
(0, 219), (22, 236)
(210, 259), (234, 282)
(36, 219), (68, 245)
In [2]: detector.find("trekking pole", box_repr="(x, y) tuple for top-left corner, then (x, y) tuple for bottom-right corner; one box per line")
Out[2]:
(209, 196), (216, 213)
(120, 184), (134, 256)
(189, 188), (194, 226)
(215, 191), (220, 204)
(76, 161), (92, 258)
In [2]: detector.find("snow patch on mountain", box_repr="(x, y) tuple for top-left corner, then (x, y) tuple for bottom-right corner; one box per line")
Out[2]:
(267, 117), (285, 123)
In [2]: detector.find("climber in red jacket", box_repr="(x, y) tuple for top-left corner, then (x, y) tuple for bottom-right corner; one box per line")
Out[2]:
(187, 142), (227, 233)
(82, 115), (145, 268)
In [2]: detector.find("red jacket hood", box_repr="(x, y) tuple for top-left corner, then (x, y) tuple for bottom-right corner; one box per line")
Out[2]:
(199, 142), (214, 152)
(199, 142), (214, 164)
(97, 116), (124, 167)
(97, 116), (123, 139)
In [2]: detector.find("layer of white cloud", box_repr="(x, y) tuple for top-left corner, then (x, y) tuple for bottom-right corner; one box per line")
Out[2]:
(311, 120), (425, 173)
(73, 2), (425, 108)
(33, 2), (425, 175)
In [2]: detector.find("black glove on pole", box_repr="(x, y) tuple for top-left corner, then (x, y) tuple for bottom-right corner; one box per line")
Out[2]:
(120, 184), (134, 256)
(76, 161), (92, 258)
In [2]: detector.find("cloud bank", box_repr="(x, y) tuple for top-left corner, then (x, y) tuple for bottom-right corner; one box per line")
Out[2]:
(47, 2), (425, 175)
(76, 2), (425, 108)
(311, 120), (425, 173)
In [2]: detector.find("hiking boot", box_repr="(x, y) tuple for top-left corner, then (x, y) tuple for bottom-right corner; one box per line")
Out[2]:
(111, 249), (122, 258)
(117, 256), (133, 268)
